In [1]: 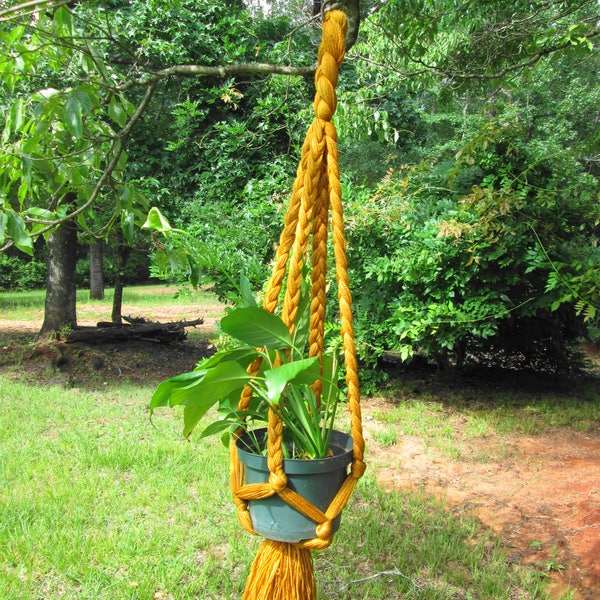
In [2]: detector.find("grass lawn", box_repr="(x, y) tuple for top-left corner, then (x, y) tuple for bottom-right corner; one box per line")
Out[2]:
(1, 287), (589, 598)
(0, 285), (224, 325)
(0, 376), (549, 599)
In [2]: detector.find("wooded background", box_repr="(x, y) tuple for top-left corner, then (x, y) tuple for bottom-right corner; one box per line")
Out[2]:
(1, 0), (598, 373)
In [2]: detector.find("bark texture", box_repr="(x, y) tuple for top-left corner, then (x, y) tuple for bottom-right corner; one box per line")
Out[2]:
(111, 233), (132, 324)
(89, 240), (105, 300)
(40, 219), (78, 335)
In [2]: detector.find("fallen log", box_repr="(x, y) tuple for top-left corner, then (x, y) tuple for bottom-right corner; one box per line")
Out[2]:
(62, 318), (204, 344)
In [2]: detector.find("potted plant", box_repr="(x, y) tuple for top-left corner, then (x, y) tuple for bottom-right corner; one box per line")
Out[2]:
(149, 294), (353, 542)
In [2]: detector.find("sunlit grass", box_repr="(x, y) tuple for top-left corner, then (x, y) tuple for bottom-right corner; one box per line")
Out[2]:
(0, 378), (548, 599)
(0, 285), (224, 323)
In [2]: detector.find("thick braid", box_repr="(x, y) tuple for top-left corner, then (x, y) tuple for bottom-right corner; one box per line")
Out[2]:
(263, 164), (304, 313)
(281, 125), (323, 330)
(307, 9), (346, 371)
(309, 182), (329, 353)
(326, 128), (366, 473)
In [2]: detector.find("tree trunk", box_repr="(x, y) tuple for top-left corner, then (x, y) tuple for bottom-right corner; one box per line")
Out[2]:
(40, 219), (78, 336)
(111, 233), (132, 324)
(89, 240), (105, 299)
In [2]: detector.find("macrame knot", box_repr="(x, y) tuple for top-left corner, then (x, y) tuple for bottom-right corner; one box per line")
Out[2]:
(315, 520), (333, 541)
(269, 470), (288, 492)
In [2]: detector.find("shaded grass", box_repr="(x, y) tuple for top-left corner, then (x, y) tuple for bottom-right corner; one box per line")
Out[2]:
(0, 378), (547, 599)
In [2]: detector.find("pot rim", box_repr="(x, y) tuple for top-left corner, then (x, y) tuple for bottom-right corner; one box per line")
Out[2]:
(236, 428), (353, 475)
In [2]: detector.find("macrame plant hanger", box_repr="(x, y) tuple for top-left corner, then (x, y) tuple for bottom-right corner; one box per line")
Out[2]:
(229, 10), (366, 599)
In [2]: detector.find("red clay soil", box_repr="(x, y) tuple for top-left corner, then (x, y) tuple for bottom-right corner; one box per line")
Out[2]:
(364, 397), (600, 600)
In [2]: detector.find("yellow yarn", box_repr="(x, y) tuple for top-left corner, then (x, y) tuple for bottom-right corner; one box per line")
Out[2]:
(230, 10), (366, 598)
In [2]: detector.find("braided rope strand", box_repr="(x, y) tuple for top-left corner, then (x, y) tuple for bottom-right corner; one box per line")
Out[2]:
(232, 10), (365, 551)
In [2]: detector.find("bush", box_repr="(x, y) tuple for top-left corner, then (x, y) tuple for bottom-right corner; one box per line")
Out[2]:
(149, 158), (293, 303)
(346, 121), (600, 371)
(0, 253), (47, 290)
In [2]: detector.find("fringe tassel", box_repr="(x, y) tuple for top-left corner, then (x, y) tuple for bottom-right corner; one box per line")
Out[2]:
(242, 540), (316, 600)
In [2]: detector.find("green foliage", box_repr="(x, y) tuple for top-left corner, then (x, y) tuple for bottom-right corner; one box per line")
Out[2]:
(356, 0), (599, 85)
(144, 154), (292, 302)
(0, 5), (147, 252)
(346, 115), (599, 370)
(0, 253), (46, 290)
(150, 303), (342, 459)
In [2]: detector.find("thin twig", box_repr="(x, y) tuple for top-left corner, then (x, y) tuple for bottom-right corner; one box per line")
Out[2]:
(341, 569), (420, 589)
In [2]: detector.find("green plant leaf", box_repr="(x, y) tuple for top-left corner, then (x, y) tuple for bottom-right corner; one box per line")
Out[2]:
(188, 256), (200, 288)
(239, 273), (258, 307)
(108, 99), (127, 128)
(182, 403), (211, 439)
(178, 361), (253, 437)
(0, 212), (7, 245)
(63, 93), (83, 138)
(178, 360), (251, 405)
(6, 211), (33, 255)
(263, 357), (319, 405)
(121, 210), (135, 244)
(197, 346), (259, 371)
(142, 206), (172, 232)
(220, 306), (291, 349)
(150, 370), (206, 411)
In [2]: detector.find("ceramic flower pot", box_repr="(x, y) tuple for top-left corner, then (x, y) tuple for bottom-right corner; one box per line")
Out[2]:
(236, 429), (353, 543)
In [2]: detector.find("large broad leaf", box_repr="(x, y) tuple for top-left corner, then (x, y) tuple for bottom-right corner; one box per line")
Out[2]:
(264, 357), (319, 405)
(175, 360), (252, 408)
(150, 370), (206, 411)
(182, 403), (212, 439)
(178, 361), (253, 437)
(6, 210), (33, 256)
(221, 306), (291, 349)
(142, 206), (172, 233)
(197, 346), (259, 371)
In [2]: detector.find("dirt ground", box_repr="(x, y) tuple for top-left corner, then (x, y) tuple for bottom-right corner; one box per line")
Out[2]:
(1, 312), (599, 600)
(364, 396), (600, 600)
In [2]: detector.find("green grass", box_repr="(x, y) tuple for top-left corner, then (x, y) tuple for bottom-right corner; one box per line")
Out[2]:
(372, 376), (600, 460)
(0, 378), (547, 599)
(0, 285), (223, 322)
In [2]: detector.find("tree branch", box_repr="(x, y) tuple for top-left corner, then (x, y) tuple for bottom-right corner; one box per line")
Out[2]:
(354, 27), (599, 82)
(0, 82), (158, 253)
(0, 0), (70, 21)
(115, 62), (317, 91)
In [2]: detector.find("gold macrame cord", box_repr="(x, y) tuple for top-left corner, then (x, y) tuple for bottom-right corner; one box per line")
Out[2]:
(229, 10), (366, 599)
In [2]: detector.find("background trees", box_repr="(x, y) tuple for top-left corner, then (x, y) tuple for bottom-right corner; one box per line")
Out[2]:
(1, 0), (598, 372)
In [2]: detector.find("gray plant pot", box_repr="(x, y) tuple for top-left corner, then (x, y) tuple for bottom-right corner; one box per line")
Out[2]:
(236, 429), (353, 543)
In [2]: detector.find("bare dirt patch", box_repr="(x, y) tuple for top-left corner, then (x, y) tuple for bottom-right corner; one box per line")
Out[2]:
(364, 390), (600, 600)
(1, 307), (599, 598)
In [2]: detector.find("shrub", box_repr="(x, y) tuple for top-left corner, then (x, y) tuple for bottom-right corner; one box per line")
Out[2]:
(346, 121), (600, 371)
(0, 253), (47, 290)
